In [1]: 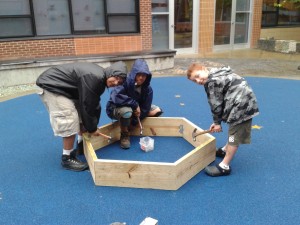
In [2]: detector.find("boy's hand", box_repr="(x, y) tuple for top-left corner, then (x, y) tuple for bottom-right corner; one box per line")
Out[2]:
(210, 123), (222, 133)
(90, 130), (102, 136)
(89, 130), (112, 139)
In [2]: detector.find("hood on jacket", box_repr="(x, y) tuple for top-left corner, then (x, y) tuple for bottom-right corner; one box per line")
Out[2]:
(105, 61), (128, 80)
(126, 59), (152, 88)
(209, 66), (232, 77)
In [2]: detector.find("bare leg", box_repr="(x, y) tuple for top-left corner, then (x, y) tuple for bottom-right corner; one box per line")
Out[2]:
(63, 135), (76, 150)
(222, 144), (238, 166)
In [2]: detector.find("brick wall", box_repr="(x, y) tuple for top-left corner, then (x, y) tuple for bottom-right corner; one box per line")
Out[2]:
(0, 39), (76, 61)
(0, 35), (145, 61)
(251, 0), (263, 48)
(74, 36), (142, 55)
(140, 0), (152, 50)
(198, 0), (215, 54)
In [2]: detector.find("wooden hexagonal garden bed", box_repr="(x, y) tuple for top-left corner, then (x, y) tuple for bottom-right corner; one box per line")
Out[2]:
(83, 117), (215, 190)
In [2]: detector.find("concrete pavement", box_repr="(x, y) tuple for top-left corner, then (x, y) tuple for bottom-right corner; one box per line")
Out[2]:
(153, 49), (300, 80)
(1, 49), (299, 102)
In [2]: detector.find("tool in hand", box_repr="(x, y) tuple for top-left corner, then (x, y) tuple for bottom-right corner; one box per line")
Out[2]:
(91, 129), (112, 142)
(84, 131), (112, 142)
(137, 117), (143, 135)
(192, 128), (211, 141)
(97, 131), (112, 140)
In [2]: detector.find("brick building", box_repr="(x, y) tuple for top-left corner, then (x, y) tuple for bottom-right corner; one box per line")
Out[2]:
(0, 0), (262, 61)
(0, 0), (299, 61)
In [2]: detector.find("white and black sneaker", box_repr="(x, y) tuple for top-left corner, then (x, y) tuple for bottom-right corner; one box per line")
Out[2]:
(61, 152), (88, 172)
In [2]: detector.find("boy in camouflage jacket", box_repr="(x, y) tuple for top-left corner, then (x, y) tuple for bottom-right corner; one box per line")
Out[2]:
(187, 63), (259, 177)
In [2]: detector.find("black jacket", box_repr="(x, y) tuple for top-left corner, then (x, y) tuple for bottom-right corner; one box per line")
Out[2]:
(36, 62), (107, 133)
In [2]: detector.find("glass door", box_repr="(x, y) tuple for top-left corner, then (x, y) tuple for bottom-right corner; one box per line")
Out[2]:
(152, 0), (198, 53)
(172, 0), (198, 53)
(214, 0), (251, 50)
(235, 0), (251, 44)
(174, 0), (193, 51)
(152, 0), (169, 50)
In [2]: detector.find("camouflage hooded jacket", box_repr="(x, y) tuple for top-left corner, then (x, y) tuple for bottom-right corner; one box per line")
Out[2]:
(204, 66), (259, 126)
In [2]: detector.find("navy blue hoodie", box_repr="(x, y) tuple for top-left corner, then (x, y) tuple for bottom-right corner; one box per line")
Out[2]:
(106, 59), (153, 124)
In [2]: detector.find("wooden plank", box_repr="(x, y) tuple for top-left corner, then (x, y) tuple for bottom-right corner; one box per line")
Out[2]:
(141, 117), (183, 127)
(129, 117), (185, 137)
(94, 160), (178, 190)
(180, 118), (215, 147)
(90, 117), (187, 138)
(83, 138), (97, 181)
(130, 125), (183, 137)
(174, 139), (216, 189)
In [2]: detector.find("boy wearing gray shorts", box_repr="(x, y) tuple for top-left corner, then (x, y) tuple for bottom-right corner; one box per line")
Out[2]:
(187, 63), (259, 177)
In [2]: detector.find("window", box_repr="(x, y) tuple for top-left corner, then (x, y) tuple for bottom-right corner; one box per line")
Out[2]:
(71, 0), (106, 34)
(106, 0), (139, 33)
(0, 0), (139, 39)
(32, 0), (71, 36)
(151, 0), (169, 50)
(0, 0), (33, 38)
(262, 0), (300, 27)
(278, 1), (300, 25)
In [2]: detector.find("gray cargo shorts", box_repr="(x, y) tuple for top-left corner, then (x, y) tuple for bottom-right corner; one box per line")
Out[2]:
(228, 119), (252, 146)
(38, 89), (81, 137)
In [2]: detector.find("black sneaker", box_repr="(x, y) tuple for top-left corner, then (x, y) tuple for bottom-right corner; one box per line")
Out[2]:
(61, 153), (88, 172)
(205, 164), (231, 177)
(75, 141), (84, 155)
(216, 148), (226, 158)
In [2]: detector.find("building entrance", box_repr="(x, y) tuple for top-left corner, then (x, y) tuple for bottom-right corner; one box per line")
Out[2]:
(214, 0), (252, 50)
(152, 0), (198, 54)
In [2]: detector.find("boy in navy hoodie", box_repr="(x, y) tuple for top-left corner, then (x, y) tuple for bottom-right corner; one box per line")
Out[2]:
(106, 59), (163, 149)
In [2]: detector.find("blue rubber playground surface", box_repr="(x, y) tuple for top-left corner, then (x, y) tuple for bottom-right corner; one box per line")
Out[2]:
(0, 76), (300, 225)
